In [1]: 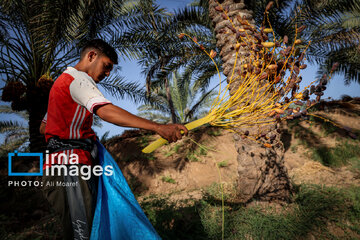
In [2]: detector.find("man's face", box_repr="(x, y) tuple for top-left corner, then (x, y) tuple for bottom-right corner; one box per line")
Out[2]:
(89, 52), (114, 83)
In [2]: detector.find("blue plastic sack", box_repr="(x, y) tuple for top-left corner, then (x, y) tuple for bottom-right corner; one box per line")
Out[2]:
(90, 141), (161, 240)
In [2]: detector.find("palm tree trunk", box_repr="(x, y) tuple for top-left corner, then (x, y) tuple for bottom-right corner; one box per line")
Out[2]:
(164, 77), (177, 124)
(209, 0), (292, 203)
(160, 58), (177, 124)
(27, 87), (48, 153)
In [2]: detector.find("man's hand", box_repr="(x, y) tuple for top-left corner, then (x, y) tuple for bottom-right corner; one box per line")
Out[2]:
(154, 124), (188, 143)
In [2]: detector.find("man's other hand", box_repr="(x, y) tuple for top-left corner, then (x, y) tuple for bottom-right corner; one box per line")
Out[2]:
(155, 124), (188, 143)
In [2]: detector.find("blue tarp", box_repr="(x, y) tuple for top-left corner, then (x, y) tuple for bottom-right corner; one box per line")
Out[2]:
(90, 141), (161, 240)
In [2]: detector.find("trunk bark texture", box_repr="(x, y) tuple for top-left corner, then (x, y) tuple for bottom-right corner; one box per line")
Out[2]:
(165, 76), (178, 124)
(160, 57), (177, 124)
(208, 0), (292, 203)
(27, 86), (48, 153)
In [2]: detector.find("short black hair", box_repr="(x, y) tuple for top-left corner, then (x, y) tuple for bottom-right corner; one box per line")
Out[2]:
(80, 39), (118, 64)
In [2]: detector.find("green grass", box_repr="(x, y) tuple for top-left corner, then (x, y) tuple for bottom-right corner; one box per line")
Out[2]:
(186, 144), (208, 163)
(140, 184), (360, 240)
(187, 152), (200, 162)
(144, 152), (156, 161)
(290, 144), (298, 153)
(161, 176), (176, 184)
(342, 186), (360, 232)
(288, 116), (360, 171)
(207, 129), (222, 136)
(311, 141), (360, 168)
(137, 135), (150, 147)
(217, 161), (228, 168)
(227, 185), (360, 240)
(128, 174), (146, 195)
(308, 115), (338, 137)
(288, 119), (318, 148)
(287, 119), (301, 132)
(174, 144), (181, 153)
(199, 147), (207, 156)
(203, 182), (231, 202)
(164, 144), (182, 157)
(164, 151), (174, 157)
(199, 203), (224, 239)
(141, 196), (208, 240)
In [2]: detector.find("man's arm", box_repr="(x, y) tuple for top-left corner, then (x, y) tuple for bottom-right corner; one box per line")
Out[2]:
(40, 122), (46, 135)
(40, 113), (47, 135)
(95, 104), (188, 143)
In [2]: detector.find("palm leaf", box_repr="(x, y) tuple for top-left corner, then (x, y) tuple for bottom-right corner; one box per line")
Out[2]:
(0, 120), (26, 134)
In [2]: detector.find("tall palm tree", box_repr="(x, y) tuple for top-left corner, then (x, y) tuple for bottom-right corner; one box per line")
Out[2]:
(207, 0), (292, 203)
(205, 0), (359, 202)
(137, 70), (216, 123)
(127, 0), (293, 202)
(1, 0), (76, 152)
(119, 0), (318, 202)
(0, 0), (156, 152)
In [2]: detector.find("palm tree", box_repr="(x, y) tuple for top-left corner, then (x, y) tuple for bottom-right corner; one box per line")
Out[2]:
(297, 0), (360, 84)
(1, 0), (75, 152)
(125, 0), (293, 202)
(134, 0), (356, 204)
(0, 0), (157, 152)
(206, 0), (293, 203)
(0, 105), (29, 157)
(204, 0), (360, 202)
(116, 2), (222, 124)
(137, 70), (216, 123)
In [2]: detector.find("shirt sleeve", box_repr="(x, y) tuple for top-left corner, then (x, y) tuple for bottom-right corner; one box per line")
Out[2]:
(42, 113), (47, 123)
(69, 77), (111, 113)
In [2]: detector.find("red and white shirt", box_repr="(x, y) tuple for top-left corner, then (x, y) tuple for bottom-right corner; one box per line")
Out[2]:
(43, 67), (111, 167)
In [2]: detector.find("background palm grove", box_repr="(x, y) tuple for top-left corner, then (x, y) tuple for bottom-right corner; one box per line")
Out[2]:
(1, 0), (360, 239)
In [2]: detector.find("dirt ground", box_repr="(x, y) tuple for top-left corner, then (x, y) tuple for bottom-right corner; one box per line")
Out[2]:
(1, 99), (359, 239)
(105, 99), (360, 201)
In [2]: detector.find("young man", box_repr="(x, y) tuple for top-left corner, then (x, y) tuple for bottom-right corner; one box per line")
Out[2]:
(41, 39), (187, 239)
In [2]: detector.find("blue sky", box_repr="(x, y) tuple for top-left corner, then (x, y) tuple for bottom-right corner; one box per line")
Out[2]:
(1, 0), (360, 141)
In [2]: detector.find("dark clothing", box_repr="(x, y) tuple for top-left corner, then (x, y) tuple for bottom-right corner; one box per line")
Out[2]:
(42, 165), (98, 239)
